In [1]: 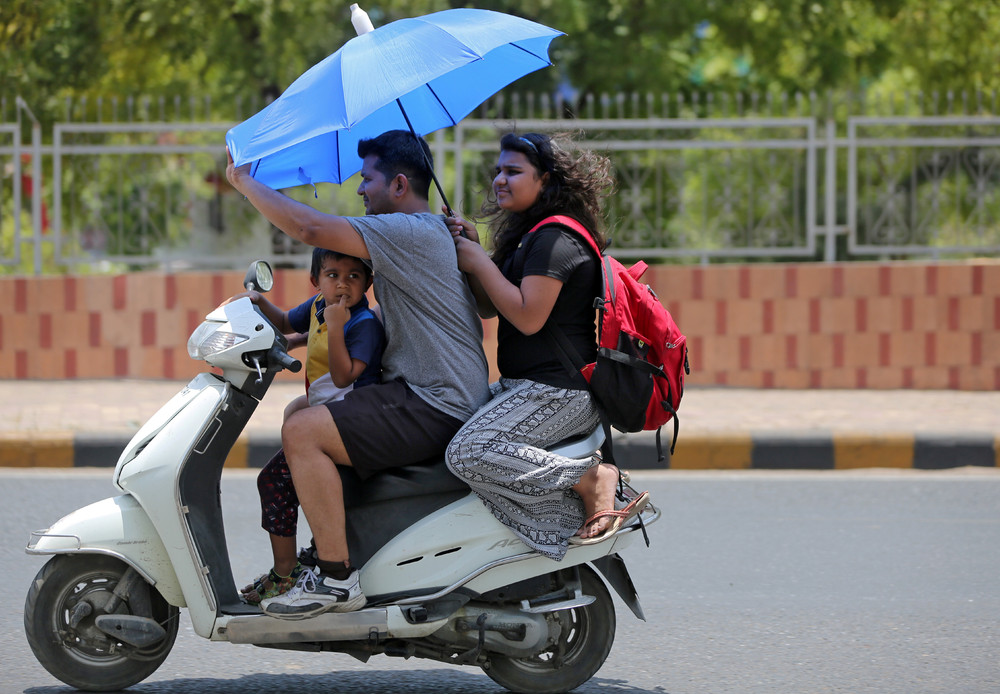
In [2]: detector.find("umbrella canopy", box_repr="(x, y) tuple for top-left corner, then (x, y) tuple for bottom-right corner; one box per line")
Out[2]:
(226, 8), (563, 191)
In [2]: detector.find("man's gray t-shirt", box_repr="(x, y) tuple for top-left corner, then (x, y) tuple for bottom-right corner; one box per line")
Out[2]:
(348, 212), (490, 422)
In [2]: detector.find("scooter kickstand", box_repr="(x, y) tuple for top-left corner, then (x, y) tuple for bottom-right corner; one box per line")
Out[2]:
(453, 612), (488, 664)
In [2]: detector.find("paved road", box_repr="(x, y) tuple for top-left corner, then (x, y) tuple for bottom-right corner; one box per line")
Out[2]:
(5, 467), (1000, 693)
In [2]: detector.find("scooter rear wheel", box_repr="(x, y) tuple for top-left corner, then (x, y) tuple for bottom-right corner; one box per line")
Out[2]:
(24, 554), (179, 691)
(483, 565), (616, 694)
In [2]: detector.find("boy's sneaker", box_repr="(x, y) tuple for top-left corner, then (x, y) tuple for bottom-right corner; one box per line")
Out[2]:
(297, 543), (318, 570)
(261, 567), (366, 619)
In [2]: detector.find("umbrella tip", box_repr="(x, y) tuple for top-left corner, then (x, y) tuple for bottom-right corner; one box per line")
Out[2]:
(350, 4), (376, 35)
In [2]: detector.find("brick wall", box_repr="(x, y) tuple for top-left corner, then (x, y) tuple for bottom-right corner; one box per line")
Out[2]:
(647, 260), (999, 391)
(1, 268), (309, 382)
(1, 260), (997, 389)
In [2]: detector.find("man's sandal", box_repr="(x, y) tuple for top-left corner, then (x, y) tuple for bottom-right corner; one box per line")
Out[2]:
(569, 491), (650, 546)
(241, 562), (304, 606)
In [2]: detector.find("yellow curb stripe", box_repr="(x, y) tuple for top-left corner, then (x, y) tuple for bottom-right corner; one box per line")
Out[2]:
(0, 431), (75, 468)
(833, 433), (915, 470)
(223, 435), (249, 468)
(669, 434), (753, 470)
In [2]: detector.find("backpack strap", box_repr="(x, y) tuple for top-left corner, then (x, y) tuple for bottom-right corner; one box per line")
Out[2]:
(528, 216), (615, 308)
(527, 215), (601, 255)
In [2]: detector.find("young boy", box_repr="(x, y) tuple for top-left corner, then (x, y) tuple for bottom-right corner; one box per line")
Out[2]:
(282, 247), (384, 416)
(234, 247), (385, 605)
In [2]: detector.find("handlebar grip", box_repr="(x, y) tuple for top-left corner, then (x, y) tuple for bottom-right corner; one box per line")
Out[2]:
(270, 347), (302, 373)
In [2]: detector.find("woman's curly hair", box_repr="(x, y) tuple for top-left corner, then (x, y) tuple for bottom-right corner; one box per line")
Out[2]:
(480, 131), (615, 266)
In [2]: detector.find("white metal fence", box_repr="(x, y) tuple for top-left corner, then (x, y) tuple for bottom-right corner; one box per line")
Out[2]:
(2, 94), (1000, 274)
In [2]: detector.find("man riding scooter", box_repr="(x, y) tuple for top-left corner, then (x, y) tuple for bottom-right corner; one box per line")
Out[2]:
(226, 130), (492, 617)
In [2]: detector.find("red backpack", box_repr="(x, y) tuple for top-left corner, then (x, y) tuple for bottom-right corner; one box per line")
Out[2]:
(530, 215), (690, 462)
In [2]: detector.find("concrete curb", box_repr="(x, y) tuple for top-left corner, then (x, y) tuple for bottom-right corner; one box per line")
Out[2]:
(0, 431), (997, 470)
(0, 433), (288, 469)
(614, 432), (1000, 471)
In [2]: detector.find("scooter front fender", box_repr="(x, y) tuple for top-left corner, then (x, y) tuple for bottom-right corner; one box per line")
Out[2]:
(27, 495), (185, 607)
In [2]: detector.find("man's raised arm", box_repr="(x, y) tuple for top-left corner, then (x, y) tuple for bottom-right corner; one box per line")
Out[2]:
(226, 150), (368, 259)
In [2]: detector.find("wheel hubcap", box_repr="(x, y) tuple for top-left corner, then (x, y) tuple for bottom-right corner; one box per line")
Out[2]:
(57, 577), (127, 660)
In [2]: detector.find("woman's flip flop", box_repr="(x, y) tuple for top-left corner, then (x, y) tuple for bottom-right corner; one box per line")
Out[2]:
(569, 491), (650, 546)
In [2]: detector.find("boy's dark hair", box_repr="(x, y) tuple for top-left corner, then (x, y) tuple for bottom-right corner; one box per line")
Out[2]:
(357, 130), (433, 200)
(310, 247), (371, 280)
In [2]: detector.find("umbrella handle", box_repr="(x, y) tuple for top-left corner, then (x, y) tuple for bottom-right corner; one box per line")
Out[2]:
(395, 99), (454, 217)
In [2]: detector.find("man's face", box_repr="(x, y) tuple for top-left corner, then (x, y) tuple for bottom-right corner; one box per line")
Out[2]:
(356, 155), (394, 215)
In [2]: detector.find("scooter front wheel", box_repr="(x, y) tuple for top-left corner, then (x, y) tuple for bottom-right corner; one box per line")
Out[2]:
(24, 554), (179, 691)
(483, 565), (616, 694)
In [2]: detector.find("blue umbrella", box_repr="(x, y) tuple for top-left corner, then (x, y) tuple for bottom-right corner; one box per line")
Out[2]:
(225, 6), (563, 203)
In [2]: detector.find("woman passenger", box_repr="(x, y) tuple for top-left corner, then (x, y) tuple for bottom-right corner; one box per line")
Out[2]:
(444, 132), (648, 560)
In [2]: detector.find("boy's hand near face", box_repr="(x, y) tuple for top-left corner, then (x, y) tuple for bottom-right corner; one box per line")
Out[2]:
(323, 295), (351, 332)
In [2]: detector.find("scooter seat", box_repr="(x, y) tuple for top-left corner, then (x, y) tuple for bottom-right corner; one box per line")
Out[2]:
(338, 459), (469, 569)
(340, 457), (468, 508)
(336, 429), (600, 568)
(338, 425), (602, 508)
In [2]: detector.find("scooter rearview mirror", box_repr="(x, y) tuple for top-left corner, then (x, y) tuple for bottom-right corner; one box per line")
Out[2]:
(244, 260), (273, 293)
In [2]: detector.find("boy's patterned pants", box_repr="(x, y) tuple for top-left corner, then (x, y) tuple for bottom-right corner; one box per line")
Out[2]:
(257, 448), (299, 537)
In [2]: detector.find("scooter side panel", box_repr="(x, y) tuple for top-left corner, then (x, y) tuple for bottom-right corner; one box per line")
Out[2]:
(359, 495), (633, 597)
(361, 493), (646, 601)
(26, 496), (186, 606)
(116, 381), (228, 637)
(115, 373), (223, 473)
(359, 494), (514, 597)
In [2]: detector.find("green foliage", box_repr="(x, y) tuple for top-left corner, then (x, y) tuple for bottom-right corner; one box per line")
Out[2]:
(4, 0), (1000, 127)
(3, 0), (998, 271)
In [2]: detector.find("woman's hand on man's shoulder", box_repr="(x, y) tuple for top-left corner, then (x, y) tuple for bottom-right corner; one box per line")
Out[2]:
(443, 206), (481, 245)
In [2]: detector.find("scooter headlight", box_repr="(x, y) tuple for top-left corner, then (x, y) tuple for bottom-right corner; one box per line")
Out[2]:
(187, 322), (249, 360)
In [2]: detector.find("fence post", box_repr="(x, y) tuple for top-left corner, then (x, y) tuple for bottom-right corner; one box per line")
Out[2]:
(16, 98), (43, 276)
(824, 118), (837, 262)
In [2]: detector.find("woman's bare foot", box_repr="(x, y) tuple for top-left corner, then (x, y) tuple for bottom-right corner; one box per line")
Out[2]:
(572, 462), (619, 538)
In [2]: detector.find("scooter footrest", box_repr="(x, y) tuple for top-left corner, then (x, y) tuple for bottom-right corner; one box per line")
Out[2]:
(224, 608), (389, 645)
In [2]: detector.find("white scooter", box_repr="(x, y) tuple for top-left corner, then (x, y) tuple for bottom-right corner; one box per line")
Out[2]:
(24, 261), (657, 694)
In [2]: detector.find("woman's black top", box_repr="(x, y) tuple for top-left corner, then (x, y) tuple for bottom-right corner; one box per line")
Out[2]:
(496, 222), (601, 389)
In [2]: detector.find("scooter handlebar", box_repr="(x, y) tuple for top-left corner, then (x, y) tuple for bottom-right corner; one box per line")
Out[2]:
(269, 346), (302, 374)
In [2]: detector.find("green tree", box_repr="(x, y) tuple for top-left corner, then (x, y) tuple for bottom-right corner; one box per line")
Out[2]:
(6, 0), (1000, 124)
(891, 0), (1000, 96)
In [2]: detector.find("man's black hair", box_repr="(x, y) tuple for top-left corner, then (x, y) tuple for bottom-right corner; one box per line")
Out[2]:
(310, 247), (371, 280)
(357, 130), (433, 200)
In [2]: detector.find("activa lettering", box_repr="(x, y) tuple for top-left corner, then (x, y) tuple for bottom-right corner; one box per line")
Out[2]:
(487, 538), (524, 551)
